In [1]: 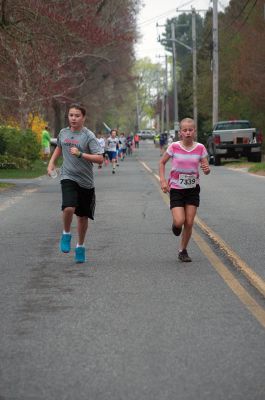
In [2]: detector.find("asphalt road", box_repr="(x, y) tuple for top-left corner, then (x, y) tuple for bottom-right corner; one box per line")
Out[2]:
(0, 141), (265, 399)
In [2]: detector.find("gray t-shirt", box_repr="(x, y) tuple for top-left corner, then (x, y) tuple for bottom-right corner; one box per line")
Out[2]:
(58, 126), (101, 189)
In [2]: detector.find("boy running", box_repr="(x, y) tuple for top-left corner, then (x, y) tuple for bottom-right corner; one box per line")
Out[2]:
(47, 103), (103, 263)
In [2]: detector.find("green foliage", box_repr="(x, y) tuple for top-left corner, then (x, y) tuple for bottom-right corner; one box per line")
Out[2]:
(0, 130), (6, 154)
(0, 155), (31, 169)
(0, 126), (41, 162)
(134, 1), (265, 142)
(103, 88), (139, 133)
(162, 13), (204, 74)
(195, 1), (265, 138)
(134, 58), (163, 128)
(249, 162), (265, 173)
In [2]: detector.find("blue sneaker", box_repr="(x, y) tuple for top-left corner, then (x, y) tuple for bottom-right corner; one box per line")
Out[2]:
(60, 233), (72, 253)
(75, 246), (86, 263)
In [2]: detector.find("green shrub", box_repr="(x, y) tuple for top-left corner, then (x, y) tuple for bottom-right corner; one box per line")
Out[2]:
(20, 129), (41, 161)
(0, 131), (6, 155)
(0, 155), (31, 169)
(0, 126), (41, 161)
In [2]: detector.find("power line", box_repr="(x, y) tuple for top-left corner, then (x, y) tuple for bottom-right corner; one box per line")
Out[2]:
(222, 0), (253, 30)
(201, 0), (255, 45)
(237, 0), (258, 30)
(222, 0), (258, 39)
(138, 1), (194, 27)
(138, 9), (177, 27)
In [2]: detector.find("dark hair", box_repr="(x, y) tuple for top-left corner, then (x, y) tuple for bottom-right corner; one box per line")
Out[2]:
(68, 103), (86, 116)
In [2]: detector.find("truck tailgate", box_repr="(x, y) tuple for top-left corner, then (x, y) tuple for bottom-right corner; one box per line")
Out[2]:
(214, 128), (255, 143)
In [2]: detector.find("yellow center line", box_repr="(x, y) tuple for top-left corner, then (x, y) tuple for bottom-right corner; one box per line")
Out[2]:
(193, 229), (265, 329)
(195, 215), (265, 298)
(140, 161), (153, 173)
(139, 159), (265, 328)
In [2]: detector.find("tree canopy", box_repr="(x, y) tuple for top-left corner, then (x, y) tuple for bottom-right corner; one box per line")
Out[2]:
(0, 0), (141, 132)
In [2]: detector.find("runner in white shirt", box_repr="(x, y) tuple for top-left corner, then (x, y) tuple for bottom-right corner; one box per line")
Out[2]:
(97, 133), (105, 169)
(106, 129), (119, 174)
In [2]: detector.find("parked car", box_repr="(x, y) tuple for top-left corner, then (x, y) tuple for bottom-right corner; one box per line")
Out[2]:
(207, 120), (262, 165)
(137, 130), (156, 140)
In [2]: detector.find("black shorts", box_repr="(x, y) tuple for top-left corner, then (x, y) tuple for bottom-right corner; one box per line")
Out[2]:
(61, 179), (96, 219)
(170, 185), (200, 209)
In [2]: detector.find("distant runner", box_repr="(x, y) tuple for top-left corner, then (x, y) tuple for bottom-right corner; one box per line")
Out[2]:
(96, 132), (106, 169)
(119, 132), (127, 161)
(41, 126), (51, 162)
(106, 129), (119, 174)
(134, 133), (140, 148)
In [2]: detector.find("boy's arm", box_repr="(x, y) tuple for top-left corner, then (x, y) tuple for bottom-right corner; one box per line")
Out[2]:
(70, 147), (103, 164)
(70, 134), (104, 164)
(47, 146), (62, 175)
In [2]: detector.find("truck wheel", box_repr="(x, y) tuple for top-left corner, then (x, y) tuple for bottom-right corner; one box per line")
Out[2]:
(214, 155), (221, 166)
(252, 153), (262, 163)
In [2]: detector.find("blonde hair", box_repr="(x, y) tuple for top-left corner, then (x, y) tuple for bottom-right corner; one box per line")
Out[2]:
(180, 118), (195, 129)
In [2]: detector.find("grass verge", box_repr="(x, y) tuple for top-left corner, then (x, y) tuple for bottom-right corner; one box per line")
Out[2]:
(0, 182), (15, 191)
(248, 162), (265, 174)
(223, 159), (265, 175)
(0, 159), (48, 179)
(0, 158), (63, 180)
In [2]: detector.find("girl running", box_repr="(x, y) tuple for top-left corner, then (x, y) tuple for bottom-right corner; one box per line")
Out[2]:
(159, 117), (210, 262)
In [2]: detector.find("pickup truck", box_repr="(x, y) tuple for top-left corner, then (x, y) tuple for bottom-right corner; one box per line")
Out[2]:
(207, 120), (262, 166)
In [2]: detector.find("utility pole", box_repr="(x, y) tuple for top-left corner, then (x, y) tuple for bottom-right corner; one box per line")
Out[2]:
(136, 91), (140, 131)
(161, 89), (165, 134)
(175, 8), (207, 131)
(171, 22), (179, 130)
(157, 19), (193, 133)
(212, 0), (219, 125)
(165, 54), (170, 133)
(191, 8), (197, 131)
(157, 54), (170, 133)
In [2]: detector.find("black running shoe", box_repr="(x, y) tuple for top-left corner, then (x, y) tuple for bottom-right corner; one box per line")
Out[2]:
(172, 224), (182, 236)
(178, 249), (192, 262)
(112, 170), (115, 174)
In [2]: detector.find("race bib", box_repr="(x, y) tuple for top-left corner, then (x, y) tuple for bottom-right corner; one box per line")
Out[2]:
(178, 174), (197, 189)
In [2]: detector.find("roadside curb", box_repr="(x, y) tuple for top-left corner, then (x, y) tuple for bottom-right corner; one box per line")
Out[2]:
(226, 166), (265, 178)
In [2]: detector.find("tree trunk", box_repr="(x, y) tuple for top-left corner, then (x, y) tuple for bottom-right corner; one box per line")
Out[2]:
(52, 98), (62, 136)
